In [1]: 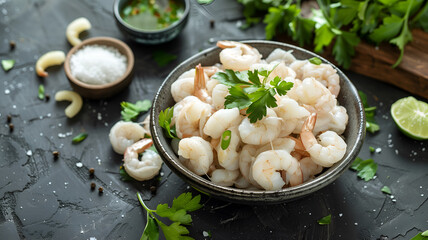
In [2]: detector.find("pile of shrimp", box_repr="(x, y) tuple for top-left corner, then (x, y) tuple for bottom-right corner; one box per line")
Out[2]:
(167, 40), (348, 191)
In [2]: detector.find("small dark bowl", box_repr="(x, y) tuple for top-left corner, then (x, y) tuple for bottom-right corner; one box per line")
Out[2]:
(113, 0), (190, 44)
(150, 40), (365, 204)
(64, 37), (134, 99)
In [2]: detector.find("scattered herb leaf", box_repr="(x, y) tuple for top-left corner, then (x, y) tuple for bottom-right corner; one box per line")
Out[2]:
(153, 50), (177, 67)
(119, 166), (135, 181)
(221, 130), (232, 150)
(159, 107), (178, 139)
(351, 157), (378, 181)
(72, 133), (88, 144)
(317, 214), (332, 225)
(197, 0), (214, 4)
(38, 85), (45, 100)
(213, 67), (293, 123)
(381, 186), (392, 194)
(1, 59), (15, 71)
(410, 232), (428, 240)
(137, 192), (202, 240)
(369, 146), (375, 153)
(358, 91), (380, 134)
(309, 57), (322, 65)
(121, 100), (152, 122)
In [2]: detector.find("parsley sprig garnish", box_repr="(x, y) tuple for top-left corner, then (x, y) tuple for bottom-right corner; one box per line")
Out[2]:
(350, 157), (378, 181)
(137, 192), (203, 240)
(213, 67), (293, 123)
(121, 100), (152, 122)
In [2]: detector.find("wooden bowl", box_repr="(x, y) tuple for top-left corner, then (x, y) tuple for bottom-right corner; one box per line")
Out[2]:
(64, 37), (134, 99)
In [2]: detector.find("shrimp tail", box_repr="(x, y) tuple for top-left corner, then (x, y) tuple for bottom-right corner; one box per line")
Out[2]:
(126, 138), (153, 155)
(194, 64), (211, 103)
(302, 113), (317, 133)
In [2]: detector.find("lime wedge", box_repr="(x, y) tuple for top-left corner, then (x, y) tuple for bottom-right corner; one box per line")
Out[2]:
(391, 96), (428, 140)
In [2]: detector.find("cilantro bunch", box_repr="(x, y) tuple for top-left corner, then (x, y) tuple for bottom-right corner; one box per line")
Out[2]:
(238, 0), (428, 68)
(137, 192), (202, 240)
(213, 67), (293, 123)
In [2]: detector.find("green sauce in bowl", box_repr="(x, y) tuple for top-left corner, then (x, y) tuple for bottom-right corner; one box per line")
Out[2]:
(120, 0), (184, 30)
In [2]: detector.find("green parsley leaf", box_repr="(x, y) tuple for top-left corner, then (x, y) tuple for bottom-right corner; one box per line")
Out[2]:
(159, 107), (178, 139)
(121, 100), (152, 122)
(38, 85), (45, 100)
(137, 192), (202, 240)
(291, 16), (315, 46)
(213, 70), (249, 86)
(358, 91), (380, 134)
(309, 57), (322, 65)
(317, 214), (331, 225)
(221, 130), (232, 150)
(247, 89), (277, 123)
(332, 31), (360, 69)
(314, 24), (336, 53)
(1, 59), (15, 71)
(381, 186), (392, 194)
(369, 146), (375, 153)
(119, 166), (135, 181)
(158, 221), (191, 240)
(370, 14), (403, 43)
(366, 121), (380, 134)
(153, 50), (177, 67)
(351, 157), (378, 181)
(72, 133), (88, 144)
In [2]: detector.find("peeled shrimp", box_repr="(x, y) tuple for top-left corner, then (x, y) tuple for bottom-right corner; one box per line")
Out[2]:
(216, 126), (241, 170)
(265, 48), (296, 66)
(252, 150), (303, 190)
(239, 144), (259, 187)
(210, 169), (240, 187)
(300, 113), (347, 167)
(211, 84), (229, 110)
(194, 64), (211, 103)
(171, 68), (209, 102)
(175, 97), (212, 139)
(274, 96), (310, 137)
(217, 40), (262, 71)
(178, 136), (214, 175)
(312, 105), (348, 135)
(203, 108), (242, 139)
(300, 157), (323, 182)
(300, 62), (340, 97)
(109, 121), (147, 154)
(287, 77), (337, 115)
(238, 108), (281, 145)
(36, 51), (66, 77)
(123, 139), (163, 181)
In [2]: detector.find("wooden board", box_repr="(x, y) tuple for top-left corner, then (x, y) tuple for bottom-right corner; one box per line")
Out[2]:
(278, 29), (428, 99)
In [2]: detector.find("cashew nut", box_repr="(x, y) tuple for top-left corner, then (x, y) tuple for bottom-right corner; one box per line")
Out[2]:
(66, 17), (91, 46)
(35, 51), (66, 77)
(55, 90), (83, 118)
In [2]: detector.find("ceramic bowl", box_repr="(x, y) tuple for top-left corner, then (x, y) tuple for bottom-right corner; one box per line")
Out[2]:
(113, 0), (190, 44)
(64, 37), (134, 99)
(150, 40), (365, 204)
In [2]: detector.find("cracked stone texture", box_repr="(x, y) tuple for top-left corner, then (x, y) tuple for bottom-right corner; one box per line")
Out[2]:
(0, 0), (427, 239)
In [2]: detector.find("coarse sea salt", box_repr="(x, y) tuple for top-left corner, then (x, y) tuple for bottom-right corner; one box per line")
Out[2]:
(70, 44), (127, 85)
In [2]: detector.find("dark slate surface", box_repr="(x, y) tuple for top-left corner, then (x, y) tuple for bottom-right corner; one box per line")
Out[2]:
(0, 0), (427, 239)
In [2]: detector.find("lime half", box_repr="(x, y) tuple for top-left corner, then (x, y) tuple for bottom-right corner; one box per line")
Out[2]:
(391, 96), (428, 140)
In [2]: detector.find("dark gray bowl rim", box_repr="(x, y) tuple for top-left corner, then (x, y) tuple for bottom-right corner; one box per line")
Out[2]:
(151, 40), (365, 204)
(113, 0), (190, 34)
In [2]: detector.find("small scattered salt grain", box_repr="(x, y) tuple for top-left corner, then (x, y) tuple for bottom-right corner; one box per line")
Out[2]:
(375, 147), (382, 153)
(70, 44), (127, 85)
(339, 213), (343, 217)
(26, 150), (32, 156)
(202, 231), (210, 237)
(395, 149), (399, 155)
(76, 162), (83, 168)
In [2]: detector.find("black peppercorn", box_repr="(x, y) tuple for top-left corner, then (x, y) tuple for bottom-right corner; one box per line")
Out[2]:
(7, 115), (12, 123)
(90, 182), (96, 190)
(98, 187), (103, 193)
(9, 41), (16, 50)
(52, 151), (59, 159)
(9, 123), (14, 132)
(45, 94), (50, 101)
(150, 186), (157, 194)
(89, 168), (95, 176)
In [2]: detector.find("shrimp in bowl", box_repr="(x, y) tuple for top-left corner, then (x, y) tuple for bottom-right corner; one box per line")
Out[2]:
(150, 40), (365, 203)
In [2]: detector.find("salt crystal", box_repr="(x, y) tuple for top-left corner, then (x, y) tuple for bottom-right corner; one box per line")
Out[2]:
(4, 89), (10, 94)
(76, 162), (83, 168)
(375, 147), (382, 153)
(395, 149), (399, 155)
(26, 150), (32, 156)
(339, 213), (343, 217)
(202, 231), (210, 237)
(70, 45), (127, 85)
(354, 222), (358, 226)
